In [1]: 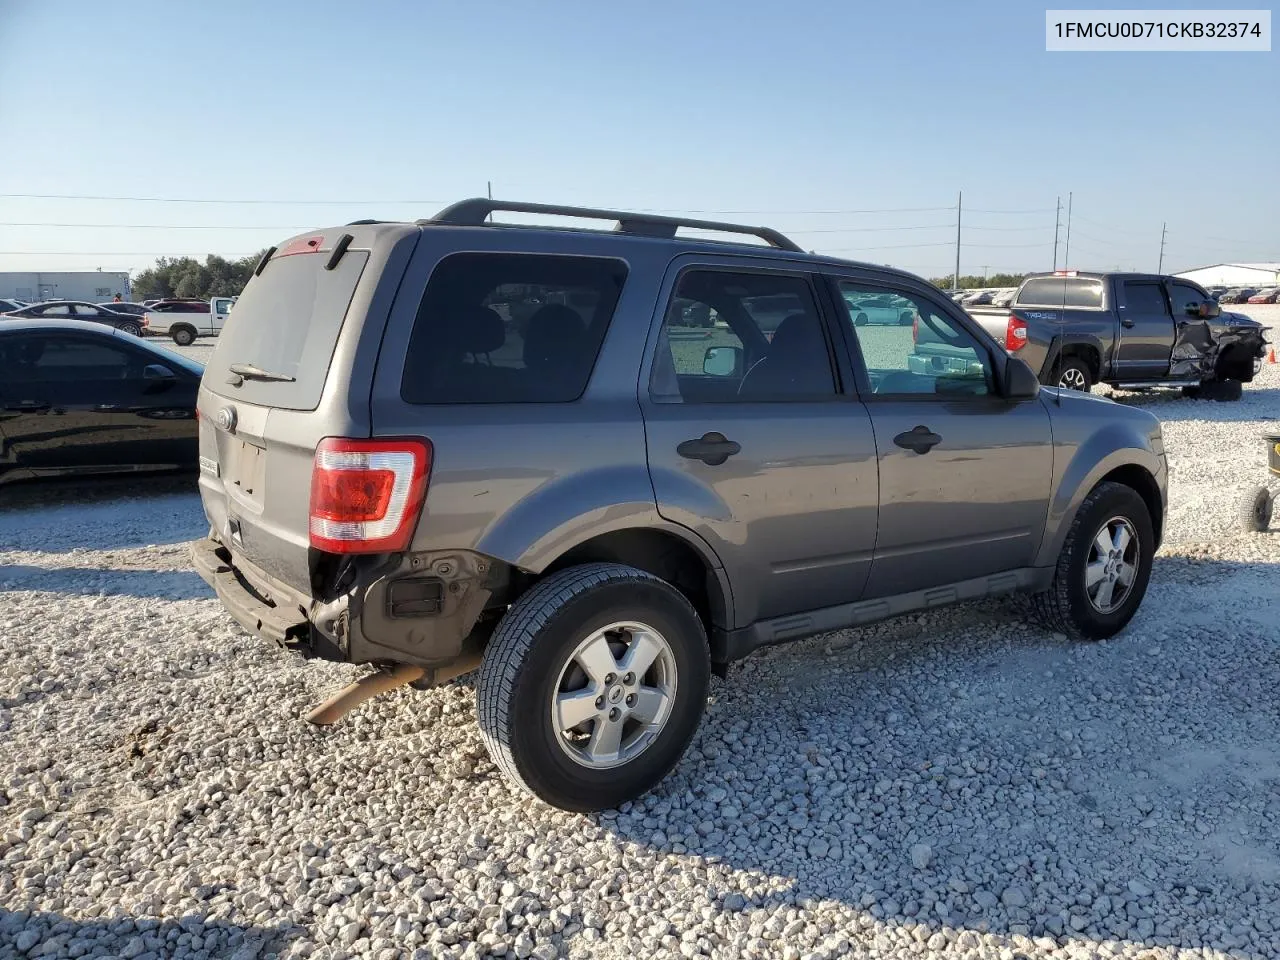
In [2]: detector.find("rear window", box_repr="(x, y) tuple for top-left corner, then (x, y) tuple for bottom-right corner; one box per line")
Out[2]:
(1016, 277), (1105, 308)
(400, 253), (627, 404)
(205, 248), (369, 411)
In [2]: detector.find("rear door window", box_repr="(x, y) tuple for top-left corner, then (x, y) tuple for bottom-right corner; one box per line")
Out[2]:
(400, 253), (627, 404)
(1016, 278), (1105, 308)
(205, 249), (369, 410)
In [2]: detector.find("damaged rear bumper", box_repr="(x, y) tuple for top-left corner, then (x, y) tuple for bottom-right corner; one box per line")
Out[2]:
(190, 537), (500, 668)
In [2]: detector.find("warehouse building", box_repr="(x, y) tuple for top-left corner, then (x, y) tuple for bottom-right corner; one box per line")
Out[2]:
(0, 271), (130, 303)
(1173, 262), (1280, 288)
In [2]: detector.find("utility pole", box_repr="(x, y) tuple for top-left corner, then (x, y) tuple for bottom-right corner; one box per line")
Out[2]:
(487, 181), (493, 222)
(1157, 222), (1167, 273)
(979, 265), (991, 283)
(1052, 195), (1061, 271)
(954, 191), (962, 291)
(1064, 192), (1073, 268)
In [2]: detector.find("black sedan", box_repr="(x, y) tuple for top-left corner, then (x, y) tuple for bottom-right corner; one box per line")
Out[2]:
(0, 320), (201, 487)
(2, 300), (146, 337)
(96, 301), (151, 317)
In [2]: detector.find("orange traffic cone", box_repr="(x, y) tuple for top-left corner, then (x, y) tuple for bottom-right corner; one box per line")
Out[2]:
(1269, 346), (1277, 364)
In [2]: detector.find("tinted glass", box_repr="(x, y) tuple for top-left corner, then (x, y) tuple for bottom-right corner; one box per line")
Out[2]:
(650, 270), (835, 404)
(41, 305), (73, 316)
(1, 334), (136, 382)
(206, 250), (369, 411)
(1016, 277), (1105, 308)
(1168, 282), (1208, 316)
(837, 282), (992, 397)
(1122, 281), (1169, 315)
(72, 304), (104, 317)
(401, 253), (626, 405)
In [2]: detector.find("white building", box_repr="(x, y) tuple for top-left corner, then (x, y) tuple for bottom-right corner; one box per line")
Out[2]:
(0, 271), (130, 303)
(1173, 262), (1280, 288)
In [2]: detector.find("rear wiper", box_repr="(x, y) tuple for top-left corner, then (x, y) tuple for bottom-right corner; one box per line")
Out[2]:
(227, 362), (296, 384)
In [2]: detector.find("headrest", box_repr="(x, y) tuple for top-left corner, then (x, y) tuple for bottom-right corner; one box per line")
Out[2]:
(523, 304), (585, 368)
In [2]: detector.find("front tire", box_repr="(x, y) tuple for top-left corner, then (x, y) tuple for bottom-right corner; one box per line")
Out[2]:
(1032, 481), (1154, 641)
(476, 563), (710, 811)
(1185, 378), (1242, 402)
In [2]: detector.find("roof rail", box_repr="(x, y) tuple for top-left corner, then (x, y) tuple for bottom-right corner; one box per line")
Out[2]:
(423, 198), (803, 252)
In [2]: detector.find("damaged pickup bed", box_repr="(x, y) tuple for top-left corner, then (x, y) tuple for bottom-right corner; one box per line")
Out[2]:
(954, 270), (1270, 399)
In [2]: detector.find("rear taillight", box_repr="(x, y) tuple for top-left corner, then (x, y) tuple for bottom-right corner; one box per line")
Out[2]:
(1005, 316), (1028, 352)
(309, 438), (431, 554)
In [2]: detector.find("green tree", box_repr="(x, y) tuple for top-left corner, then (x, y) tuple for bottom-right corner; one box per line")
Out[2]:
(131, 250), (269, 301)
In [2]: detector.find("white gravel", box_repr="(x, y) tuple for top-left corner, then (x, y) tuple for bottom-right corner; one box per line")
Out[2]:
(3, 315), (1280, 960)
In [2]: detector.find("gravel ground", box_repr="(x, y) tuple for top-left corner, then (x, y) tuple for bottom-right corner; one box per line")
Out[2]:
(3, 313), (1280, 960)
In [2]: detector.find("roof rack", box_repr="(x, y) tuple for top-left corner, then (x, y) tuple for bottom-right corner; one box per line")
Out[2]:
(423, 198), (803, 252)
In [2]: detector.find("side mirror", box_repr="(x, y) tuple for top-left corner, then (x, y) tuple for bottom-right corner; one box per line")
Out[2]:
(1191, 300), (1221, 319)
(1002, 357), (1041, 400)
(143, 363), (176, 380)
(703, 345), (743, 377)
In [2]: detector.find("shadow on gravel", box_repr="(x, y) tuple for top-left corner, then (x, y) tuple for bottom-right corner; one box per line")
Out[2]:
(0, 477), (205, 553)
(0, 565), (211, 600)
(592, 555), (1280, 959)
(1107, 386), (1280, 424)
(0, 907), (296, 959)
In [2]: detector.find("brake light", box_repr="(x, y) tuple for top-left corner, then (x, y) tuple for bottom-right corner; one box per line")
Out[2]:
(275, 234), (326, 258)
(1005, 316), (1028, 351)
(309, 438), (432, 554)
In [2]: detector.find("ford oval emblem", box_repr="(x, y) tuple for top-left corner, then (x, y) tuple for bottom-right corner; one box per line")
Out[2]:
(216, 406), (237, 433)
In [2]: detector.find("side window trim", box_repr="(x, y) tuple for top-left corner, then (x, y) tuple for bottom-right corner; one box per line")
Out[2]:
(823, 272), (1003, 403)
(647, 261), (845, 404)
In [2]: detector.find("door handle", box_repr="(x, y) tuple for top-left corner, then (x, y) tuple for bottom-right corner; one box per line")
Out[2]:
(893, 425), (942, 454)
(677, 431), (741, 466)
(1120, 318), (1135, 328)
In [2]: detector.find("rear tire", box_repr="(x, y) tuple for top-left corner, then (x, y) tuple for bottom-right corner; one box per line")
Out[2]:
(1032, 481), (1154, 641)
(854, 312), (868, 327)
(118, 321), (142, 337)
(1055, 357), (1093, 392)
(1240, 486), (1273, 532)
(898, 311), (915, 326)
(172, 326), (196, 347)
(476, 563), (710, 812)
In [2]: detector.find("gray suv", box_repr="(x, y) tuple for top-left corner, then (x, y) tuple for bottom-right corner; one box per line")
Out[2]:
(191, 200), (1168, 811)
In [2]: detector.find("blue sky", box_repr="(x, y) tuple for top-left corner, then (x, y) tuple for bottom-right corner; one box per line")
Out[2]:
(0, 0), (1275, 281)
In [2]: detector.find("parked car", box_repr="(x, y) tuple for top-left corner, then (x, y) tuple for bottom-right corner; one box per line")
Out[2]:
(144, 297), (236, 346)
(97, 301), (150, 317)
(191, 200), (1167, 811)
(962, 289), (997, 306)
(0, 298), (26, 313)
(0, 320), (201, 486)
(936, 271), (1268, 398)
(1247, 287), (1280, 304)
(2, 300), (146, 337)
(1221, 288), (1258, 304)
(843, 291), (916, 325)
(993, 287), (1017, 308)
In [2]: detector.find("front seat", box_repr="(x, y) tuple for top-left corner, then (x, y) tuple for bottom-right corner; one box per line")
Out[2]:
(738, 313), (828, 398)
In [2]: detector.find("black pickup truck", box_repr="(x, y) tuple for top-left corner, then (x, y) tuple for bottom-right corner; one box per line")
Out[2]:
(952, 271), (1269, 400)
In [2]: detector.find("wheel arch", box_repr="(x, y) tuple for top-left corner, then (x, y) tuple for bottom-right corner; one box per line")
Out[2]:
(1036, 437), (1165, 566)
